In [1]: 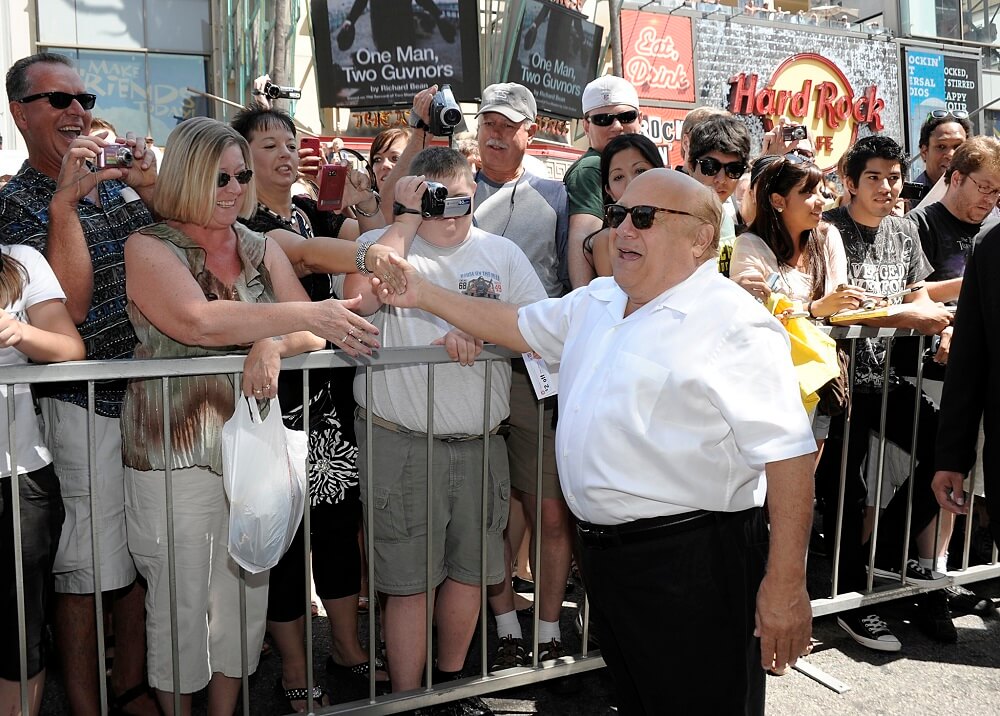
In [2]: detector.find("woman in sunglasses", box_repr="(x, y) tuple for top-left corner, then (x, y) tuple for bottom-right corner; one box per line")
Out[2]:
(584, 134), (664, 276)
(120, 118), (381, 716)
(230, 108), (393, 708)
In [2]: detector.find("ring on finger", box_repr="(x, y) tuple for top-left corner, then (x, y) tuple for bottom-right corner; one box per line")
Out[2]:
(263, 384), (271, 390)
(342, 333), (351, 343)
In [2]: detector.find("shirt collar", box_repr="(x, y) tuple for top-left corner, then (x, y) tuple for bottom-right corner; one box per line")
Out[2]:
(590, 260), (717, 320)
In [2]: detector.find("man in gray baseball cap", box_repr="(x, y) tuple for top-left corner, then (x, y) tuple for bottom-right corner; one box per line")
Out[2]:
(473, 83), (573, 673)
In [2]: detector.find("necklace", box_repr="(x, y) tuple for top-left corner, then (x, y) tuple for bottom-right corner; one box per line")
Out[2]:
(256, 202), (314, 239)
(846, 205), (877, 244)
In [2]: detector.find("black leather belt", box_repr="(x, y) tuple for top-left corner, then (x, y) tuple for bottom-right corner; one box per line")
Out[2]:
(577, 509), (716, 549)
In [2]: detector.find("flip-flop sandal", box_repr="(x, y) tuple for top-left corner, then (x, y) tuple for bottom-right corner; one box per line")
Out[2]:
(326, 655), (391, 693)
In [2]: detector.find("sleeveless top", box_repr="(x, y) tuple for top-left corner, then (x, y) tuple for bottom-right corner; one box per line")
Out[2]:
(121, 221), (277, 475)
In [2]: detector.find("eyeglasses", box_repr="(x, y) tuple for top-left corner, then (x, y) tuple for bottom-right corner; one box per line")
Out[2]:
(217, 169), (254, 188)
(694, 156), (748, 180)
(964, 174), (1000, 198)
(605, 203), (696, 230)
(928, 109), (970, 120)
(16, 91), (97, 111)
(587, 110), (639, 127)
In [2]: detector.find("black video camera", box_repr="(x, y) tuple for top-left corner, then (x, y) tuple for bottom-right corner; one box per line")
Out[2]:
(421, 181), (472, 218)
(263, 80), (302, 101)
(427, 84), (463, 136)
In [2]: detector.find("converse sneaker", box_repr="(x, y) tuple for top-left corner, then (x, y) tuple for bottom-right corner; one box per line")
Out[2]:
(837, 611), (902, 652)
(490, 636), (527, 671)
(871, 559), (952, 588)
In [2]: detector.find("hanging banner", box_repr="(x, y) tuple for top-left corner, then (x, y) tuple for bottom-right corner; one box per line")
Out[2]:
(620, 11), (694, 103)
(311, 0), (481, 108)
(503, 0), (604, 119)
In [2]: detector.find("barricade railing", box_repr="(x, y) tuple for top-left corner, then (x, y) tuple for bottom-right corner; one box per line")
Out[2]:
(2, 330), (997, 714)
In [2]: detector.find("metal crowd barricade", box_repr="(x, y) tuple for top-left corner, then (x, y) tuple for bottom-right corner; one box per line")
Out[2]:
(1, 332), (998, 714)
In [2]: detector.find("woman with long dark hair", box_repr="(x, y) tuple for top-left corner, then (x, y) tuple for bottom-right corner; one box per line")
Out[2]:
(731, 154), (862, 319)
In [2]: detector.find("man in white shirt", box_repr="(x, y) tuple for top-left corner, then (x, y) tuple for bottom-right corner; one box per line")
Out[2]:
(369, 168), (817, 714)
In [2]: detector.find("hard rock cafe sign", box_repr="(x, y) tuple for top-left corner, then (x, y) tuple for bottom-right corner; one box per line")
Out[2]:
(728, 53), (885, 170)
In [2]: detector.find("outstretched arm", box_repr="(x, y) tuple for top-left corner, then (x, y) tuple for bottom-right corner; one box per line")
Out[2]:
(374, 253), (532, 352)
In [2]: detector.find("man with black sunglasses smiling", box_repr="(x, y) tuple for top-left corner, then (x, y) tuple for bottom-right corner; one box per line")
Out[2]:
(564, 75), (641, 289)
(684, 114), (751, 277)
(368, 167), (817, 715)
(0, 52), (159, 716)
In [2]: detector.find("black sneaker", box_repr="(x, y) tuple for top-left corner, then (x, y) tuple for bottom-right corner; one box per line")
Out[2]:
(914, 591), (958, 643)
(490, 635), (527, 671)
(945, 584), (994, 615)
(537, 638), (565, 662)
(837, 611), (902, 652)
(871, 559), (952, 588)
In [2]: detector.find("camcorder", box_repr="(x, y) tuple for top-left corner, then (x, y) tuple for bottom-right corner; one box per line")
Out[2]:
(96, 145), (134, 169)
(263, 80), (302, 101)
(782, 124), (808, 141)
(900, 181), (930, 202)
(422, 181), (472, 218)
(427, 84), (463, 136)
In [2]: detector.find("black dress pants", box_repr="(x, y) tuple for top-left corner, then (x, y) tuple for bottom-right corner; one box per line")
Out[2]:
(577, 508), (768, 716)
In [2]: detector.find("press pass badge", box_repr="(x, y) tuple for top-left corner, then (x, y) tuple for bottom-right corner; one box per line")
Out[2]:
(523, 352), (558, 399)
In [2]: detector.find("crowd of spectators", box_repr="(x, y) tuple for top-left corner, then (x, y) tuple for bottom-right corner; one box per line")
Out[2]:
(0, 49), (997, 716)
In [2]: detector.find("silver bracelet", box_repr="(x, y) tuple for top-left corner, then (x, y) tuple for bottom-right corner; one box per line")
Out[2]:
(355, 241), (374, 275)
(352, 191), (381, 217)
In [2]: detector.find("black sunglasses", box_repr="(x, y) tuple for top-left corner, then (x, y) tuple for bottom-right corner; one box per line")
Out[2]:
(929, 109), (969, 120)
(587, 110), (639, 127)
(694, 156), (747, 180)
(217, 169), (254, 188)
(16, 91), (97, 111)
(605, 203), (696, 230)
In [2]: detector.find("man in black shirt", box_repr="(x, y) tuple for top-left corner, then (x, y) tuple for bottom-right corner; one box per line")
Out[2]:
(818, 136), (953, 653)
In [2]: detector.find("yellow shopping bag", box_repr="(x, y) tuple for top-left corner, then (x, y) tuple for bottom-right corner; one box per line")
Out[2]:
(766, 293), (840, 413)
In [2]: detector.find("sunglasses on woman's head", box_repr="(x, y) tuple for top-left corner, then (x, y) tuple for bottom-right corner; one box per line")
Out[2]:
(217, 170), (254, 188)
(16, 91), (97, 111)
(587, 110), (639, 127)
(928, 109), (969, 120)
(605, 204), (696, 230)
(694, 156), (747, 180)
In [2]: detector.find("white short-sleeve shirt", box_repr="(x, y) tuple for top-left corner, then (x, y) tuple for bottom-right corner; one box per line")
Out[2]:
(517, 260), (816, 524)
(0, 244), (67, 477)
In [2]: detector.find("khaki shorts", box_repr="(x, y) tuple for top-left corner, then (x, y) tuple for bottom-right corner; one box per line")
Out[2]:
(125, 466), (269, 693)
(356, 419), (510, 595)
(41, 399), (136, 594)
(506, 367), (562, 500)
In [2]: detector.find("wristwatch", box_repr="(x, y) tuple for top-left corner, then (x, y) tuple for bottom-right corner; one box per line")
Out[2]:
(392, 201), (422, 217)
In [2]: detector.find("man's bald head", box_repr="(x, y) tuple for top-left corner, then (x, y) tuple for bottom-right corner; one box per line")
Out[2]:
(624, 169), (722, 257)
(612, 169), (723, 308)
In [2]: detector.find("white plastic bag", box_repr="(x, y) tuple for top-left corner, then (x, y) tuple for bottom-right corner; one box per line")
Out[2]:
(221, 396), (307, 574)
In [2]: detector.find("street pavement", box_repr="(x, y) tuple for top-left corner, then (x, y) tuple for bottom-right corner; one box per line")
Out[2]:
(38, 577), (999, 715)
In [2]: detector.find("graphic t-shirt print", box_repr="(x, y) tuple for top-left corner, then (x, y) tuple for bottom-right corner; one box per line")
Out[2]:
(459, 270), (503, 300)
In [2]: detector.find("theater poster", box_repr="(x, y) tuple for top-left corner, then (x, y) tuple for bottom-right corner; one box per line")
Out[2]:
(904, 49), (980, 179)
(620, 10), (694, 104)
(311, 0), (480, 108)
(503, 0), (603, 119)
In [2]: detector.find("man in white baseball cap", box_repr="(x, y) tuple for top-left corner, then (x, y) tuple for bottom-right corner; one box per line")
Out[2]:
(564, 75), (641, 288)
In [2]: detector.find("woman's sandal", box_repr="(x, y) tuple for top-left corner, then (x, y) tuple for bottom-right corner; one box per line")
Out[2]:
(326, 655), (391, 694)
(275, 678), (330, 713)
(109, 683), (162, 716)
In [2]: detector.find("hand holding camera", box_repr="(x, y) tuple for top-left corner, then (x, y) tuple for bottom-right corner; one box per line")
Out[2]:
(762, 117), (815, 159)
(408, 84), (463, 136)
